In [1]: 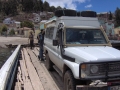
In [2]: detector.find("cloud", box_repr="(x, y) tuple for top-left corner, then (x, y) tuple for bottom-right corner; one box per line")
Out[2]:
(43, 0), (90, 10)
(85, 4), (92, 8)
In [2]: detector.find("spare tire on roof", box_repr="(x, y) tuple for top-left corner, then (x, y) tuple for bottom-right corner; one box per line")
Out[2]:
(81, 11), (97, 17)
(54, 9), (77, 17)
(77, 12), (81, 16)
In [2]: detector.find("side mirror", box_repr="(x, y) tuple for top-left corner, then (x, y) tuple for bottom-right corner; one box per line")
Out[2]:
(53, 40), (58, 46)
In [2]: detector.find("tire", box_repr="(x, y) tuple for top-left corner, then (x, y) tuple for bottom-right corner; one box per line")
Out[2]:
(54, 9), (77, 17)
(64, 70), (76, 90)
(81, 11), (97, 17)
(45, 53), (53, 71)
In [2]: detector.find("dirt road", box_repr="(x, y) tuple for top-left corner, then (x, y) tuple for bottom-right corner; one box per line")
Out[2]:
(0, 36), (38, 48)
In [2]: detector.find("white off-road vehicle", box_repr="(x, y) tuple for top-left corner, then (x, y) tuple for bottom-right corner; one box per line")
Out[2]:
(44, 10), (120, 90)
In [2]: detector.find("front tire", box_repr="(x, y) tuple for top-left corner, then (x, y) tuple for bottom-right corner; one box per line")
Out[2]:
(45, 53), (53, 71)
(64, 70), (76, 90)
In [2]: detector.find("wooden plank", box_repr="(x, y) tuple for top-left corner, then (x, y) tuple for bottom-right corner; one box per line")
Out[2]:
(17, 81), (22, 90)
(18, 66), (22, 76)
(40, 63), (63, 90)
(15, 66), (22, 90)
(19, 60), (26, 83)
(20, 50), (33, 90)
(19, 60), (34, 90)
(34, 47), (45, 57)
(36, 47), (39, 51)
(16, 73), (22, 90)
(14, 82), (19, 90)
(33, 47), (63, 90)
(24, 78), (33, 90)
(50, 72), (63, 89)
(23, 48), (44, 90)
(16, 66), (22, 90)
(21, 50), (29, 78)
(27, 48), (60, 90)
(18, 66), (24, 84)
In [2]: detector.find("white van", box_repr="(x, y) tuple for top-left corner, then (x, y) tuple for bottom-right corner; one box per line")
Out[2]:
(44, 11), (120, 90)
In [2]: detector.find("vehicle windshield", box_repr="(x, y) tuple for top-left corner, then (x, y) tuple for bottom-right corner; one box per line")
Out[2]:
(66, 28), (107, 44)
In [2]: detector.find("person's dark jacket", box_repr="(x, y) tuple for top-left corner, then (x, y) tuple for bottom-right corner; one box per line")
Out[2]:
(38, 32), (45, 46)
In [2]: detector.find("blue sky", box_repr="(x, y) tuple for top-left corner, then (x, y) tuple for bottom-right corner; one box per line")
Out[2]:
(44, 0), (120, 13)
(76, 0), (119, 13)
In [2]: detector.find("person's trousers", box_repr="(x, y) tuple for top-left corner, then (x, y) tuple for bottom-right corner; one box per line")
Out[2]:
(39, 45), (43, 59)
(30, 40), (33, 49)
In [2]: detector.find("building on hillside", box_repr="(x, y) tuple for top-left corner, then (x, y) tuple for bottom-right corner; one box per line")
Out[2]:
(40, 20), (47, 25)
(0, 23), (5, 27)
(40, 16), (56, 30)
(0, 23), (6, 35)
(3, 18), (15, 25)
(13, 13), (41, 23)
(34, 23), (41, 38)
(40, 11), (54, 20)
(32, 13), (41, 23)
(114, 26), (120, 36)
(40, 20), (47, 30)
(39, 17), (56, 38)
(19, 27), (33, 37)
(3, 18), (21, 34)
(13, 13), (34, 22)
(97, 12), (115, 39)
(33, 20), (48, 39)
(15, 21), (21, 29)
(97, 12), (109, 22)
(7, 21), (21, 35)
(105, 21), (115, 36)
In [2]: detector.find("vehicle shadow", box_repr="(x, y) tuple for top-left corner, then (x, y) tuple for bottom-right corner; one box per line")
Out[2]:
(41, 61), (64, 90)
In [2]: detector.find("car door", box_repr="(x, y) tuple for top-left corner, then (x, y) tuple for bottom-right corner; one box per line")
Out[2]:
(49, 27), (63, 70)
(55, 30), (64, 71)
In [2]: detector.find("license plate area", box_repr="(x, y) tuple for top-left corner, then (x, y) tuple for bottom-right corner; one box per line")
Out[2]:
(109, 85), (120, 90)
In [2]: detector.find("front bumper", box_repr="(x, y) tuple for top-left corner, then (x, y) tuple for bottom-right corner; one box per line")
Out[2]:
(80, 61), (120, 81)
(80, 74), (120, 81)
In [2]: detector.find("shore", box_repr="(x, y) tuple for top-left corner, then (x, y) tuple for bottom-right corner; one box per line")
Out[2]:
(0, 36), (38, 48)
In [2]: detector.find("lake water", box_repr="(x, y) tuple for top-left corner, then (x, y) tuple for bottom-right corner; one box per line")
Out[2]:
(0, 48), (14, 69)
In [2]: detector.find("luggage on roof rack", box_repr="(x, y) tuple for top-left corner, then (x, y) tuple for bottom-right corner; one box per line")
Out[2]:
(77, 12), (81, 16)
(54, 9), (97, 17)
(81, 11), (97, 17)
(54, 9), (77, 17)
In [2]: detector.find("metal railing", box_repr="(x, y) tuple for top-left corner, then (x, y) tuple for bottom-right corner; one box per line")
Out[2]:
(0, 45), (21, 90)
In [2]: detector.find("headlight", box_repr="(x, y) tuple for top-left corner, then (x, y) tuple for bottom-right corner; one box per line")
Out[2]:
(80, 64), (100, 78)
(90, 65), (99, 74)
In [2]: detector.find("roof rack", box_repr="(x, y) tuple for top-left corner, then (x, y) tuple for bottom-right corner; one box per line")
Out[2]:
(54, 9), (97, 17)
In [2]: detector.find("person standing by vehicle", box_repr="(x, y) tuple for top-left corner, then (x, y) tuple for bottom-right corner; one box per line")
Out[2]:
(28, 31), (34, 49)
(38, 29), (45, 61)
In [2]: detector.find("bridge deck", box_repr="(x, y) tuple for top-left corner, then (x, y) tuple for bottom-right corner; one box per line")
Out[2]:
(14, 47), (63, 90)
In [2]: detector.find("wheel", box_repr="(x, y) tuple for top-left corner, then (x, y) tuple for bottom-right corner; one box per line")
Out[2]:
(45, 53), (53, 71)
(64, 70), (76, 90)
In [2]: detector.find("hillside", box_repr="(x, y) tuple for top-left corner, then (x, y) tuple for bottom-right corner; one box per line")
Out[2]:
(0, 0), (64, 17)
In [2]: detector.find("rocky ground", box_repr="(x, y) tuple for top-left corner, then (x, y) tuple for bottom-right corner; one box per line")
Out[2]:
(0, 36), (38, 48)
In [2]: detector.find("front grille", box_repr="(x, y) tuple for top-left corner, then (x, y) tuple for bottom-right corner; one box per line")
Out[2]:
(99, 62), (120, 73)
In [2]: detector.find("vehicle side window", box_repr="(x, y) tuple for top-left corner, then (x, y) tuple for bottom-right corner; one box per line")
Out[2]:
(45, 28), (50, 38)
(55, 31), (59, 40)
(45, 27), (54, 39)
(49, 27), (54, 39)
